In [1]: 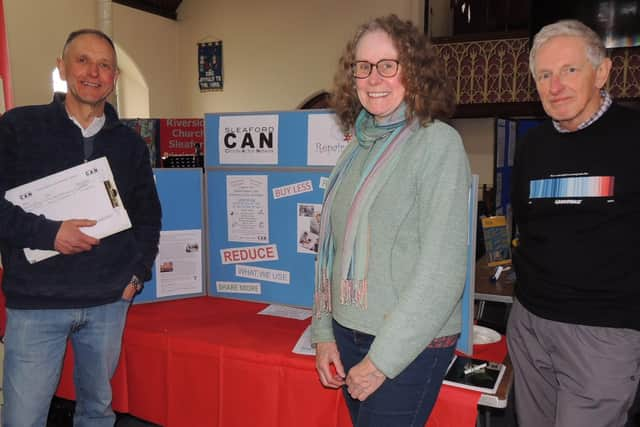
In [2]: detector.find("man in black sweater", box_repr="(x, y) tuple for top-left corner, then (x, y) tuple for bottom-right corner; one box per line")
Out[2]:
(508, 20), (640, 427)
(0, 29), (161, 426)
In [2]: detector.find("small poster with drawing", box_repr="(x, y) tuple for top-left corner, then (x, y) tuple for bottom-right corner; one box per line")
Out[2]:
(481, 215), (511, 267)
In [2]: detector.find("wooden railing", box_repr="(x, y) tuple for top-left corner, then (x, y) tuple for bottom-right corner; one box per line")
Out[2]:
(432, 34), (640, 117)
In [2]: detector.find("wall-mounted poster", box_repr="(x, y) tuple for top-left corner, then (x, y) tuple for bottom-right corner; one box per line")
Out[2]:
(198, 40), (223, 91)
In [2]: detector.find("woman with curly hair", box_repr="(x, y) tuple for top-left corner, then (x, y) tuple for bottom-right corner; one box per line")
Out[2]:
(310, 14), (471, 426)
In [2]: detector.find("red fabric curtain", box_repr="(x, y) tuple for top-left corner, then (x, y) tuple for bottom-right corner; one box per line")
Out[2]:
(0, 0), (13, 110)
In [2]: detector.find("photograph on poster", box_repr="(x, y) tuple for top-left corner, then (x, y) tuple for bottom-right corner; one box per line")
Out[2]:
(297, 203), (322, 254)
(155, 229), (203, 298)
(319, 176), (329, 190)
(159, 261), (174, 273)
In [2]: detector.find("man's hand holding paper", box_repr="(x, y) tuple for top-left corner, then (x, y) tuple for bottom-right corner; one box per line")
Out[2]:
(54, 219), (100, 254)
(4, 156), (132, 263)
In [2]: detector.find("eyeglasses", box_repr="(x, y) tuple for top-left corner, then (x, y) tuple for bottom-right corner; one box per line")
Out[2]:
(351, 59), (400, 79)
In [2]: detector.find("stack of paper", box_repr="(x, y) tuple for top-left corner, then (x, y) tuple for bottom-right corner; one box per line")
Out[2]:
(4, 157), (132, 263)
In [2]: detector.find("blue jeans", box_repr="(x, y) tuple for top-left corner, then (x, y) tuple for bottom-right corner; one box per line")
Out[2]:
(333, 319), (456, 427)
(3, 299), (130, 427)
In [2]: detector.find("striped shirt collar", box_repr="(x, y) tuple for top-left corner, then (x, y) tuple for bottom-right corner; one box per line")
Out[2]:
(553, 90), (612, 133)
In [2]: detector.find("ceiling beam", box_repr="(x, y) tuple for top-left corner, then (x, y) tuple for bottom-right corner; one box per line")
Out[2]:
(113, 0), (178, 20)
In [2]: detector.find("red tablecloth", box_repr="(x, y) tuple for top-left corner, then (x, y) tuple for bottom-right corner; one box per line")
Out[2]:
(51, 297), (482, 427)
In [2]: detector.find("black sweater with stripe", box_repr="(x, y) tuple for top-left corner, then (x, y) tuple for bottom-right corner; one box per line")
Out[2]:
(512, 104), (640, 330)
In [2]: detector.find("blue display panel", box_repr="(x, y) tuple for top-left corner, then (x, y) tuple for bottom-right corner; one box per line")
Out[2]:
(135, 168), (205, 303)
(458, 175), (479, 355)
(207, 169), (329, 307)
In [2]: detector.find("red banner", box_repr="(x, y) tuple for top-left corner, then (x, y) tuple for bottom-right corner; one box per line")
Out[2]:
(159, 118), (204, 156)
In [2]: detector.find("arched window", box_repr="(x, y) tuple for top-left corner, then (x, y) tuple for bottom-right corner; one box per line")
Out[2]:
(52, 68), (67, 93)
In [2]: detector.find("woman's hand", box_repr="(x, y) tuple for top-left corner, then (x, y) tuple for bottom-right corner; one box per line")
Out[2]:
(315, 342), (346, 388)
(346, 356), (386, 401)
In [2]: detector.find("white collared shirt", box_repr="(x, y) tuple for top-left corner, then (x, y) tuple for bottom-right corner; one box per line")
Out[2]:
(68, 114), (106, 138)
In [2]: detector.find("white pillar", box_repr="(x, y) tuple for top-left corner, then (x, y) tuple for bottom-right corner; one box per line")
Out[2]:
(96, 0), (113, 37)
(95, 0), (117, 110)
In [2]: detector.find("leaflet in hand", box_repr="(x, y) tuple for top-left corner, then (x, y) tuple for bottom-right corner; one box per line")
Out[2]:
(443, 355), (506, 394)
(5, 156), (132, 263)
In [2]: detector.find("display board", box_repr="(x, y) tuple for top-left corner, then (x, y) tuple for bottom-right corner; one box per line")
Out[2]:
(494, 118), (515, 218)
(495, 118), (543, 233)
(135, 168), (206, 303)
(204, 109), (478, 353)
(458, 174), (479, 355)
(207, 169), (328, 306)
(204, 109), (343, 307)
(205, 110), (342, 307)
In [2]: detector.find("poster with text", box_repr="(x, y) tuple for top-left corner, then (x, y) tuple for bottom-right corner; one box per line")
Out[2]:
(218, 115), (278, 164)
(307, 113), (350, 166)
(226, 175), (269, 243)
(159, 118), (204, 157)
(155, 229), (203, 298)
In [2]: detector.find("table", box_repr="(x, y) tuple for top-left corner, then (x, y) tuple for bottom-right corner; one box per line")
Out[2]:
(473, 260), (515, 427)
(474, 258), (515, 304)
(474, 257), (514, 324)
(473, 257), (515, 409)
(54, 297), (487, 427)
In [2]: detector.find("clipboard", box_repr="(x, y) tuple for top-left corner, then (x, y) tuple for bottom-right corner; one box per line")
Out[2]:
(4, 156), (132, 263)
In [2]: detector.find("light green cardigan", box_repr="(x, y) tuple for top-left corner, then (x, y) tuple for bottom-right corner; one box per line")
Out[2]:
(310, 120), (471, 379)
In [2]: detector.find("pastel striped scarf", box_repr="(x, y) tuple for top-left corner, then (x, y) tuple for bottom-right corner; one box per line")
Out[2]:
(314, 106), (414, 315)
